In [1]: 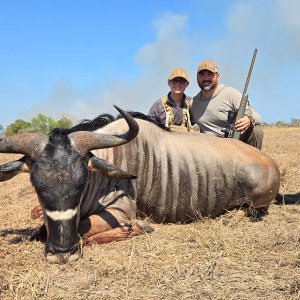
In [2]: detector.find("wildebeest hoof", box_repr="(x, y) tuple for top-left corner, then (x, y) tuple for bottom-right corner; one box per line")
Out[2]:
(245, 207), (269, 222)
(120, 223), (133, 231)
(134, 220), (154, 233)
(31, 205), (43, 220)
(120, 221), (154, 233)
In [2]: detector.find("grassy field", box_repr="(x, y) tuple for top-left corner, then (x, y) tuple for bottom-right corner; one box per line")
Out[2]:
(0, 127), (299, 300)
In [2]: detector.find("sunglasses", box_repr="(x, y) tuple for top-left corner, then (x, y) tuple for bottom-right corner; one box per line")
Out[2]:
(170, 78), (187, 84)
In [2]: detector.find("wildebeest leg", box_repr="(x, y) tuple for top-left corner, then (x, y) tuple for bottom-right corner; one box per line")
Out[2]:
(242, 180), (278, 221)
(232, 203), (270, 221)
(83, 223), (152, 244)
(30, 224), (47, 242)
(79, 209), (153, 244)
(30, 205), (46, 242)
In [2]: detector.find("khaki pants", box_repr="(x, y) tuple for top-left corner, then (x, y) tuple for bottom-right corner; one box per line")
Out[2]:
(240, 125), (263, 150)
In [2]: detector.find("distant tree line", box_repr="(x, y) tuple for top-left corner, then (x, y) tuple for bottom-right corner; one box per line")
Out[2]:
(0, 116), (299, 137)
(0, 114), (73, 136)
(262, 118), (300, 128)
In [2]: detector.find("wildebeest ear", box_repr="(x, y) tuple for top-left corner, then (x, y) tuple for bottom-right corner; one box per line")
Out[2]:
(0, 156), (30, 182)
(88, 154), (137, 179)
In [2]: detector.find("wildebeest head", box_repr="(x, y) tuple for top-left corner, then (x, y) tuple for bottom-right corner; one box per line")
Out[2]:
(0, 106), (139, 264)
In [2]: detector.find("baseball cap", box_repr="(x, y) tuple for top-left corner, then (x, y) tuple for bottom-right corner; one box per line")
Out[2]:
(197, 60), (218, 73)
(168, 67), (189, 82)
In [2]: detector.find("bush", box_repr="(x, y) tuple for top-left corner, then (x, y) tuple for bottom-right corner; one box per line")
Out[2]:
(5, 114), (73, 136)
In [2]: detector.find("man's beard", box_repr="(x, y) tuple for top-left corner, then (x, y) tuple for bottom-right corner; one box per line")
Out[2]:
(199, 80), (217, 91)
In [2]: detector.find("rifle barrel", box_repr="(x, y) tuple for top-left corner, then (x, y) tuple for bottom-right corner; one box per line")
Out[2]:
(242, 48), (257, 96)
(232, 49), (258, 140)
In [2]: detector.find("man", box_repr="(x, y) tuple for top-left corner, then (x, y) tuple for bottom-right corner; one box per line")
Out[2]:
(191, 60), (263, 149)
(148, 67), (193, 132)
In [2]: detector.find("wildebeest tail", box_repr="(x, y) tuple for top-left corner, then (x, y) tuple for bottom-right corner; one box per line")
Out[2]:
(274, 192), (300, 205)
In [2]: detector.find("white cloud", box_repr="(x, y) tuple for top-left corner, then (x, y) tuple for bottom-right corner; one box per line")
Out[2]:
(22, 12), (192, 124)
(22, 1), (300, 125)
(278, 0), (300, 29)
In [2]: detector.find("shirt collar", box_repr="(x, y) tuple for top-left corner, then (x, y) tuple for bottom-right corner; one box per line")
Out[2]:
(167, 92), (187, 107)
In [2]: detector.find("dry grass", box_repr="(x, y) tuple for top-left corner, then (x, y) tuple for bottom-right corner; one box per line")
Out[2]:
(0, 127), (299, 300)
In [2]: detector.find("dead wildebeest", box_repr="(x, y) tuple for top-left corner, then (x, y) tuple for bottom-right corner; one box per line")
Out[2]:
(0, 105), (282, 264)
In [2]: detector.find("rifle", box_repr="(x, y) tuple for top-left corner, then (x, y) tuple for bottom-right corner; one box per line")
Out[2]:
(222, 49), (258, 139)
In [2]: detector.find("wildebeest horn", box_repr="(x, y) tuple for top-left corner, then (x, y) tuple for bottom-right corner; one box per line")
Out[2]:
(69, 105), (139, 156)
(0, 133), (48, 160)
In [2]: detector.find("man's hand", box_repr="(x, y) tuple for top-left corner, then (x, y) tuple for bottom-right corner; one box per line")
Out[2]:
(235, 116), (252, 133)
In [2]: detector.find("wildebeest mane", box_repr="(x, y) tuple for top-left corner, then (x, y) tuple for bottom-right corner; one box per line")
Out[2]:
(117, 111), (170, 131)
(50, 111), (169, 136)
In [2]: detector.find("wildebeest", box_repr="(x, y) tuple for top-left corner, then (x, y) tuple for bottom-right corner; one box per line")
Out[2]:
(0, 106), (282, 263)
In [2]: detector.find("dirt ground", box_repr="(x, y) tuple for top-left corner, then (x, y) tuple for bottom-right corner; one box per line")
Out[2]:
(0, 127), (299, 300)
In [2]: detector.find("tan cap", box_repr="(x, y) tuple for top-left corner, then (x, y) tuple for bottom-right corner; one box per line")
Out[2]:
(197, 60), (218, 73)
(168, 67), (189, 82)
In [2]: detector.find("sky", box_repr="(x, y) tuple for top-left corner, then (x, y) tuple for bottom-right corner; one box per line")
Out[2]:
(1, 0), (299, 128)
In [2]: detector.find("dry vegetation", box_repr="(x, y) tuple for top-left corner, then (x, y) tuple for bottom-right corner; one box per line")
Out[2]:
(0, 127), (299, 300)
